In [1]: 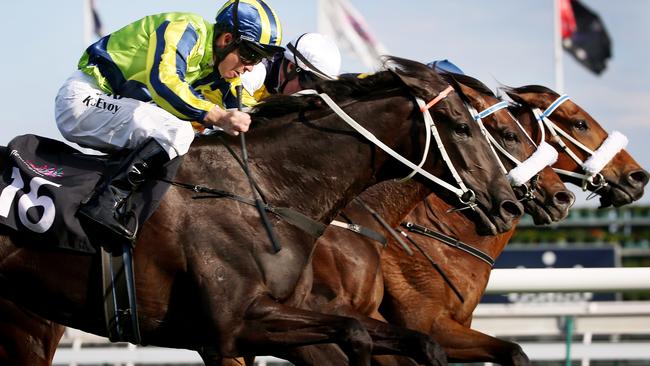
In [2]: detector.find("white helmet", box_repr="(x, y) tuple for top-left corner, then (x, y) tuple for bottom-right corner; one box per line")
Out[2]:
(284, 33), (341, 80)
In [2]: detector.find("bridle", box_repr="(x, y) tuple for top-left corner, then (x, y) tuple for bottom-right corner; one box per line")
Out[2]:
(298, 84), (479, 211)
(530, 94), (628, 194)
(466, 100), (558, 202)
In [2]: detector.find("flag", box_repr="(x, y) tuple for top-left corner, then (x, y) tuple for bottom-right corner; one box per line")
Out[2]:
(90, 0), (104, 38)
(318, 0), (388, 70)
(84, 0), (104, 46)
(561, 0), (612, 75)
(559, 0), (576, 39)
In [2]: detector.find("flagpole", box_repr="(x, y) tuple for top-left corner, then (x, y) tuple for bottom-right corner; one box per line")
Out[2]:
(554, 0), (565, 93)
(83, 0), (92, 47)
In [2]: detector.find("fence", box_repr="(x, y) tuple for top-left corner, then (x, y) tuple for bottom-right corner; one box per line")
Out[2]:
(53, 267), (650, 365)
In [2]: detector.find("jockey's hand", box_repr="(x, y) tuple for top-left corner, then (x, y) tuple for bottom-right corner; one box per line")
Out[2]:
(203, 106), (251, 136)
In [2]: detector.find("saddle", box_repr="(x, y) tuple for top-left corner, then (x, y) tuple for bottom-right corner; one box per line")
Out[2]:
(0, 134), (183, 343)
(0, 134), (178, 254)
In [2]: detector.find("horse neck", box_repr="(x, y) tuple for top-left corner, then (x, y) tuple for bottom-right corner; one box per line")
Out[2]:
(185, 93), (431, 225)
(347, 180), (432, 228)
(408, 192), (518, 261)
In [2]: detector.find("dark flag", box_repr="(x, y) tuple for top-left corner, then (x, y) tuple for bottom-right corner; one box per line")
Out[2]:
(561, 0), (612, 75)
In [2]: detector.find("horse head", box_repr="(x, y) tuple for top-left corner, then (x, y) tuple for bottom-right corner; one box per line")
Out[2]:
(381, 57), (522, 234)
(442, 74), (574, 224)
(505, 85), (648, 207)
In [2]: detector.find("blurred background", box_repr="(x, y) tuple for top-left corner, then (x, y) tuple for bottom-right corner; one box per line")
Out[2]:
(1, 1), (649, 364)
(0, 1), (648, 207)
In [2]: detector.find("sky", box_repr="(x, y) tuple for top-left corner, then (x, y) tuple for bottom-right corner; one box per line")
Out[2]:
(0, 0), (648, 206)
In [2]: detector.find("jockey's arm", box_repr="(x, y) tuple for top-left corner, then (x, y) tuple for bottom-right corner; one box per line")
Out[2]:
(145, 20), (215, 122)
(145, 20), (249, 135)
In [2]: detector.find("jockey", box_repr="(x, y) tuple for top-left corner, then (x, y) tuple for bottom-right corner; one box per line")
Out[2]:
(234, 32), (342, 107)
(54, 0), (283, 241)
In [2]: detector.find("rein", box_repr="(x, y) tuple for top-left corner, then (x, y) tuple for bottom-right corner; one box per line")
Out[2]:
(401, 221), (495, 267)
(329, 196), (415, 256)
(397, 227), (465, 303)
(531, 94), (628, 193)
(297, 87), (478, 211)
(159, 178), (326, 238)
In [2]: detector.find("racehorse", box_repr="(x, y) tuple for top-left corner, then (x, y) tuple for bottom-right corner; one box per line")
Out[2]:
(374, 83), (648, 365)
(0, 57), (520, 366)
(0, 298), (64, 365)
(505, 85), (649, 207)
(264, 73), (571, 366)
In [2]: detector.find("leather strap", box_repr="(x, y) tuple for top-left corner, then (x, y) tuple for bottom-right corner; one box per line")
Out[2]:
(401, 221), (494, 267)
(330, 220), (387, 245)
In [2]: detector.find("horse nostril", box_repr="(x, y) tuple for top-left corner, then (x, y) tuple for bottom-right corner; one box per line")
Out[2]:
(553, 190), (576, 207)
(500, 200), (524, 219)
(627, 169), (650, 187)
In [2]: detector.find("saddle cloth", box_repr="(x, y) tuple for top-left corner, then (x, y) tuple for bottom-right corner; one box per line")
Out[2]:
(0, 134), (178, 253)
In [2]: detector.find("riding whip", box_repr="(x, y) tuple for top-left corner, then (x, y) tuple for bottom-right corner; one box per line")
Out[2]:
(236, 84), (282, 253)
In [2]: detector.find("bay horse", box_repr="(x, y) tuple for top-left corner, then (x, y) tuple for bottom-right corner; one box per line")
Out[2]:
(226, 82), (650, 366)
(505, 85), (649, 207)
(373, 84), (648, 365)
(263, 73), (571, 366)
(0, 57), (520, 366)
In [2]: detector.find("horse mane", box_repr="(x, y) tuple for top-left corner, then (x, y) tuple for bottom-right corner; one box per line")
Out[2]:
(498, 84), (559, 107)
(441, 72), (497, 98)
(502, 84), (560, 100)
(507, 103), (531, 117)
(252, 56), (437, 119)
(502, 85), (558, 95)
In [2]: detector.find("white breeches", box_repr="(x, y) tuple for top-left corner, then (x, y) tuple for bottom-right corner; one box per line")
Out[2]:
(54, 71), (195, 159)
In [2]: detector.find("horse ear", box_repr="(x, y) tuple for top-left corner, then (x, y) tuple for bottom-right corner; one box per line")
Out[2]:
(392, 72), (436, 99)
(503, 86), (559, 109)
(503, 88), (527, 106)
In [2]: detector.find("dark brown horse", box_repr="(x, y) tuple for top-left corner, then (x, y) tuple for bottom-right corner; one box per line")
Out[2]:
(0, 298), (64, 365)
(0, 58), (520, 366)
(267, 74), (571, 366)
(375, 85), (648, 365)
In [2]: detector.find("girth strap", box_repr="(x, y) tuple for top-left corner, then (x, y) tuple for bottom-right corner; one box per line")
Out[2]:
(162, 179), (326, 238)
(401, 222), (494, 267)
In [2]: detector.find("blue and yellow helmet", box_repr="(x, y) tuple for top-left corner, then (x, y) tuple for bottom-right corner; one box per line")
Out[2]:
(216, 0), (284, 56)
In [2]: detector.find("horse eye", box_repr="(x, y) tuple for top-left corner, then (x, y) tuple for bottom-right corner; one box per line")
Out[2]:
(454, 123), (470, 136)
(504, 132), (518, 142)
(575, 119), (588, 131)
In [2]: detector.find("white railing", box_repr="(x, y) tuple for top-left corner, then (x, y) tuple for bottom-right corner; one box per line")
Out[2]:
(472, 301), (650, 362)
(53, 267), (650, 365)
(485, 267), (650, 293)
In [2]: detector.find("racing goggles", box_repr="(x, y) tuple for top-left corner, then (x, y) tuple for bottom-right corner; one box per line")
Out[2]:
(237, 40), (274, 66)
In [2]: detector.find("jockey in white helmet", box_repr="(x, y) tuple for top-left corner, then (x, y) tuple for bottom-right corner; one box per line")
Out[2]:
(235, 32), (342, 106)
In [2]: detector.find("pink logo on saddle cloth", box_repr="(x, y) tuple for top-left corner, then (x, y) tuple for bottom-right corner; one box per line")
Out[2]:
(9, 150), (65, 178)
(25, 160), (65, 178)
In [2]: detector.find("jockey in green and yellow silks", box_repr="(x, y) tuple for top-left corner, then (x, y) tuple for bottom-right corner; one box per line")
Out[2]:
(55, 0), (283, 242)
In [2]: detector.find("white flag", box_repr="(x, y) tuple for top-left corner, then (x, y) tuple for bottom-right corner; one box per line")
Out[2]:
(318, 0), (389, 71)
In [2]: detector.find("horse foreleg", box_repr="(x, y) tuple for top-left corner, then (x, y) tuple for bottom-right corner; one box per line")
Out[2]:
(256, 306), (446, 366)
(238, 296), (373, 366)
(198, 353), (244, 366)
(355, 313), (446, 366)
(432, 319), (530, 366)
(279, 344), (349, 366)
